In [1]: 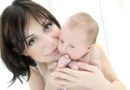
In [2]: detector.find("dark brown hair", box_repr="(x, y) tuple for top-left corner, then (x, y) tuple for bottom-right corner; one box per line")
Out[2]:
(0, 0), (60, 85)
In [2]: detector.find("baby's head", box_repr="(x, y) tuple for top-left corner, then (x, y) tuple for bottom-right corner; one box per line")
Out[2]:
(58, 12), (99, 60)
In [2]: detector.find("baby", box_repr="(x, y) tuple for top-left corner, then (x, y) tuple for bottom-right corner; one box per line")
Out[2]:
(57, 12), (102, 70)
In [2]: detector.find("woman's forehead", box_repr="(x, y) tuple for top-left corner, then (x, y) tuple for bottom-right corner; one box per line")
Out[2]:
(25, 16), (44, 36)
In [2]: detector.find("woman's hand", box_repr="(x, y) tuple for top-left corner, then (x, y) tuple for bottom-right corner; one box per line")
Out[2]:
(45, 72), (61, 90)
(44, 62), (59, 90)
(45, 61), (68, 90)
(53, 62), (112, 90)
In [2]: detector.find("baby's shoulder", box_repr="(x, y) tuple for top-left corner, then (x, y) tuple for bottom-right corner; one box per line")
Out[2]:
(90, 46), (99, 54)
(89, 46), (101, 59)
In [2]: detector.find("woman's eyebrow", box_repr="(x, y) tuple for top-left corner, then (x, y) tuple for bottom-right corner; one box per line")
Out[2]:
(42, 20), (50, 26)
(26, 34), (35, 39)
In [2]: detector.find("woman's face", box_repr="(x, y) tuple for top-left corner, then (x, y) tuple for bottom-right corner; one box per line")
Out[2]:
(23, 17), (61, 63)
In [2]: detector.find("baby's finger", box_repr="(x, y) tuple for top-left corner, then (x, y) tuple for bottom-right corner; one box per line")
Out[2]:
(57, 57), (71, 68)
(68, 61), (79, 70)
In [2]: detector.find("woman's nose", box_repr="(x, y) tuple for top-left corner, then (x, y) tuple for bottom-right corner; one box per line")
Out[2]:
(40, 34), (56, 48)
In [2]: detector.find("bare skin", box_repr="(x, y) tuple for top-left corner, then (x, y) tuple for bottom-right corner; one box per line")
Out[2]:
(24, 17), (126, 90)
(29, 43), (126, 90)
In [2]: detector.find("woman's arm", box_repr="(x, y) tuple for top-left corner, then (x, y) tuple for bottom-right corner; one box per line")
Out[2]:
(28, 66), (45, 90)
(51, 43), (126, 90)
(96, 43), (126, 90)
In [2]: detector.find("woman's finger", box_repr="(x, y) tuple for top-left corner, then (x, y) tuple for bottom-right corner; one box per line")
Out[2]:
(48, 62), (57, 71)
(77, 62), (99, 72)
(52, 71), (77, 82)
(55, 78), (76, 89)
(50, 72), (78, 89)
(55, 68), (82, 77)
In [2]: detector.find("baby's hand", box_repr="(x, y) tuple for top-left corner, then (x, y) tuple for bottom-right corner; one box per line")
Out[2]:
(57, 55), (71, 68)
(68, 61), (79, 70)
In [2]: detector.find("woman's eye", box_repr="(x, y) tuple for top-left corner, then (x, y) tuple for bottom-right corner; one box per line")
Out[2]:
(70, 45), (75, 48)
(43, 22), (52, 32)
(28, 37), (37, 46)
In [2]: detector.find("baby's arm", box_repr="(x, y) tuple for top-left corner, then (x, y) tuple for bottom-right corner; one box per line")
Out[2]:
(57, 55), (71, 68)
(68, 47), (102, 70)
(68, 61), (79, 70)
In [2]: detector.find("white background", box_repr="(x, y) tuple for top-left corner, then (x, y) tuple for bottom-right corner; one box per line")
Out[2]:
(0, 0), (130, 90)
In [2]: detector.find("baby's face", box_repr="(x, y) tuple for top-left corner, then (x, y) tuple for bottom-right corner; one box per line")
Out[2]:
(58, 26), (90, 60)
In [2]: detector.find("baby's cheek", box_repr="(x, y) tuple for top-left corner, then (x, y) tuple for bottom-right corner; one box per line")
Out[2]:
(70, 54), (81, 60)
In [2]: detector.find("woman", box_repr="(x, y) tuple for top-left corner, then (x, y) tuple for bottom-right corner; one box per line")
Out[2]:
(0, 0), (126, 90)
